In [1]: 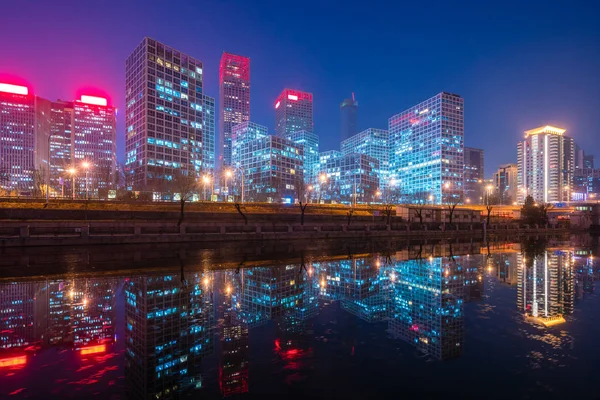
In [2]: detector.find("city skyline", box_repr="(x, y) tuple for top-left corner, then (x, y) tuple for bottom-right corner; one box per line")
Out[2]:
(2, 1), (598, 177)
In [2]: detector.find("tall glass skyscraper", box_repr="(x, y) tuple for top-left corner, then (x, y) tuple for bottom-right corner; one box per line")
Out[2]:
(274, 89), (313, 137)
(125, 37), (213, 190)
(231, 121), (269, 167)
(341, 128), (389, 191)
(517, 125), (573, 203)
(340, 93), (358, 142)
(219, 52), (250, 167)
(389, 92), (464, 204)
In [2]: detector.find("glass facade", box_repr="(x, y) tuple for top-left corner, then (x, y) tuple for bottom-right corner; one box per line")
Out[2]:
(341, 128), (389, 193)
(125, 37), (212, 190)
(219, 53), (250, 167)
(237, 135), (303, 203)
(389, 92), (464, 204)
(463, 147), (484, 204)
(319, 151), (380, 204)
(274, 89), (313, 137)
(283, 130), (319, 185)
(494, 163), (517, 204)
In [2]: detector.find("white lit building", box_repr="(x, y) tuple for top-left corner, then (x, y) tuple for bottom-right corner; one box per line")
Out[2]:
(517, 125), (573, 203)
(341, 128), (389, 192)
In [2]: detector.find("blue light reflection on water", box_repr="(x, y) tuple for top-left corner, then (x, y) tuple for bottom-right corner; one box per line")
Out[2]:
(0, 244), (599, 399)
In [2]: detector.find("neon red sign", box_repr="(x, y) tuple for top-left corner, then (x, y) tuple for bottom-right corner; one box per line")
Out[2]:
(0, 83), (28, 95)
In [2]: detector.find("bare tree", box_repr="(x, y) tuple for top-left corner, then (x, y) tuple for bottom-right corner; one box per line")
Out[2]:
(446, 194), (462, 226)
(171, 171), (198, 226)
(32, 168), (47, 198)
(299, 201), (308, 225)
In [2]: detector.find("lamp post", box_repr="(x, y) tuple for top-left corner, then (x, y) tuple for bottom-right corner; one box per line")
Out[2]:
(236, 165), (245, 204)
(486, 184), (493, 206)
(319, 173), (327, 203)
(387, 179), (396, 204)
(374, 189), (381, 204)
(224, 170), (233, 202)
(68, 168), (76, 199)
(82, 162), (90, 199)
(45, 133), (56, 206)
(202, 175), (211, 201)
(306, 185), (314, 203)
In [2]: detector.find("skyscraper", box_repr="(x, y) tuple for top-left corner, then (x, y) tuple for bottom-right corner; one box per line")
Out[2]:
(517, 125), (573, 203)
(219, 52), (250, 167)
(275, 89), (313, 137)
(340, 93), (358, 142)
(48, 100), (74, 192)
(341, 128), (389, 192)
(72, 95), (117, 197)
(125, 37), (213, 190)
(494, 163), (518, 204)
(284, 130), (319, 185)
(0, 83), (37, 194)
(463, 147), (484, 204)
(389, 92), (464, 204)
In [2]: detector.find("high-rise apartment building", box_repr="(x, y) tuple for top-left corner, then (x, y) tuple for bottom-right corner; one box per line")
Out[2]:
(340, 93), (358, 142)
(284, 130), (319, 185)
(463, 147), (484, 203)
(125, 37), (213, 190)
(275, 89), (313, 137)
(517, 125), (573, 203)
(0, 83), (37, 194)
(389, 92), (464, 204)
(341, 128), (389, 191)
(219, 52), (250, 167)
(494, 163), (518, 204)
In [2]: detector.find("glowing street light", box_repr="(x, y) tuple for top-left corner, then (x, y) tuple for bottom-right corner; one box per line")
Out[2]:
(68, 168), (77, 200)
(82, 161), (91, 199)
(202, 175), (212, 201)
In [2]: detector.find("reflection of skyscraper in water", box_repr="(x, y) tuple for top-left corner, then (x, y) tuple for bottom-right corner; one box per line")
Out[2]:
(518, 250), (575, 325)
(125, 272), (212, 400)
(340, 258), (388, 322)
(220, 271), (249, 397)
(387, 257), (465, 360)
(71, 278), (117, 348)
(0, 282), (41, 351)
(492, 253), (519, 286)
(462, 255), (484, 302)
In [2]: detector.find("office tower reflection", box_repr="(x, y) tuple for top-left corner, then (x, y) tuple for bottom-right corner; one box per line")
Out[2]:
(386, 256), (465, 360)
(125, 272), (212, 400)
(518, 249), (575, 326)
(0, 282), (38, 351)
(220, 271), (249, 397)
(340, 257), (388, 322)
(462, 255), (483, 302)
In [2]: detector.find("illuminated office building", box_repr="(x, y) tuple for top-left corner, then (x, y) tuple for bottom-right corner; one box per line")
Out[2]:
(463, 147), (484, 204)
(0, 83), (39, 193)
(274, 89), (313, 137)
(341, 128), (389, 192)
(389, 92), (464, 204)
(517, 125), (573, 203)
(340, 258), (388, 322)
(0, 282), (37, 350)
(231, 121), (269, 167)
(387, 257), (464, 360)
(237, 135), (303, 203)
(202, 94), (216, 173)
(319, 151), (379, 204)
(72, 96), (117, 197)
(48, 101), (74, 193)
(219, 52), (250, 167)
(125, 273), (211, 399)
(284, 130), (319, 185)
(125, 37), (213, 189)
(494, 163), (518, 204)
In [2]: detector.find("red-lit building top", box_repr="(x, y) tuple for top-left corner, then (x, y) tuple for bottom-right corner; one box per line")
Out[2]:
(274, 88), (313, 137)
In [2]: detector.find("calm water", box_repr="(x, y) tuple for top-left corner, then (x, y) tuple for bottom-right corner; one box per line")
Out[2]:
(1, 237), (599, 399)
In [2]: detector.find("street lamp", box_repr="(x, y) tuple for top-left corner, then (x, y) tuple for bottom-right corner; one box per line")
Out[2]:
(82, 161), (91, 199)
(202, 175), (211, 201)
(224, 169), (233, 202)
(486, 184), (493, 206)
(68, 168), (76, 200)
(374, 189), (381, 204)
(428, 194), (434, 204)
(306, 184), (314, 203)
(319, 173), (328, 203)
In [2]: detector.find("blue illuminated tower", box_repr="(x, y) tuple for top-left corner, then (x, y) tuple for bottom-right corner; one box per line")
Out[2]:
(389, 92), (464, 204)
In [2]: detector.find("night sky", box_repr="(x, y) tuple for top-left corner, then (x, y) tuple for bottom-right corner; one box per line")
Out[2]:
(1, 0), (599, 176)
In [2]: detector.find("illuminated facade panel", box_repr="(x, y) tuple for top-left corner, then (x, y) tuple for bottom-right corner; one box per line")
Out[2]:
(319, 151), (379, 204)
(231, 121), (268, 167)
(388, 92), (464, 204)
(219, 53), (250, 167)
(274, 89), (313, 137)
(125, 37), (212, 189)
(517, 125), (573, 203)
(494, 163), (517, 204)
